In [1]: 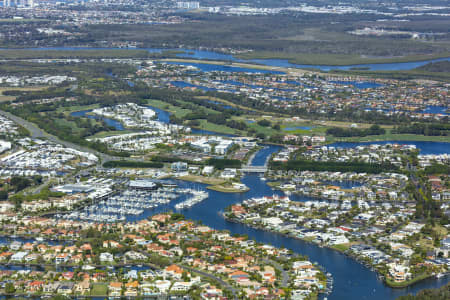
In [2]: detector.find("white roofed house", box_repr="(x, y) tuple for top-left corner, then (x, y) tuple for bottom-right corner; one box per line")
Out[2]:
(100, 252), (114, 262)
(387, 262), (411, 282)
(0, 140), (11, 153)
(0, 202), (15, 213)
(11, 251), (28, 261)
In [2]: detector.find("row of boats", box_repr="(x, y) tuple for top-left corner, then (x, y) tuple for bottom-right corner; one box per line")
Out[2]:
(174, 189), (209, 210)
(59, 187), (185, 223)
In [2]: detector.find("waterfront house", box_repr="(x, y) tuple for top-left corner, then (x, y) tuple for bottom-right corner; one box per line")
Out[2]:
(124, 281), (139, 296)
(55, 253), (71, 264)
(43, 282), (59, 294)
(74, 280), (90, 294)
(165, 264), (184, 279)
(58, 282), (74, 295)
(109, 282), (122, 297)
(11, 251), (28, 261)
(100, 252), (114, 262)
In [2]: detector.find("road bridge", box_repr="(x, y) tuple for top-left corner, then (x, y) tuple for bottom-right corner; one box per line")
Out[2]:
(240, 166), (267, 173)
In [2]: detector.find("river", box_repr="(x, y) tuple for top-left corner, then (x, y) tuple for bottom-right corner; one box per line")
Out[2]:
(130, 144), (449, 300)
(19, 107), (450, 297)
(10, 47), (450, 71)
(67, 98), (450, 299)
(71, 107), (450, 155)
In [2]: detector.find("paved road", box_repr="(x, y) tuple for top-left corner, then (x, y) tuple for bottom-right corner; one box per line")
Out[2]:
(178, 264), (238, 298)
(136, 250), (237, 298)
(0, 109), (115, 164)
(0, 109), (164, 168)
(262, 258), (289, 287)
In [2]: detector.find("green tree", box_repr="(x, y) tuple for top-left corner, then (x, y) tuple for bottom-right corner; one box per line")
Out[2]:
(5, 282), (15, 294)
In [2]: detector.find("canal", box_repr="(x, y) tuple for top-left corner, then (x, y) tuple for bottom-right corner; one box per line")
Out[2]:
(137, 144), (449, 300)
(69, 104), (450, 299)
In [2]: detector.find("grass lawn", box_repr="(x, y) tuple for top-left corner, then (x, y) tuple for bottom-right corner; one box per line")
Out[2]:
(57, 103), (100, 114)
(146, 99), (191, 118)
(54, 118), (85, 134)
(195, 95), (282, 116)
(330, 243), (353, 252)
(88, 130), (135, 139)
(0, 86), (49, 102)
(281, 122), (327, 135)
(160, 58), (292, 73)
(179, 175), (226, 185)
(244, 121), (279, 136)
(266, 181), (281, 187)
(207, 184), (249, 193)
(90, 283), (108, 296)
(195, 119), (237, 134)
(385, 273), (431, 288)
(236, 51), (450, 66)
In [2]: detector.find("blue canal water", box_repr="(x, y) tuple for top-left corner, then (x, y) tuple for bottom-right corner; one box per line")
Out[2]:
(328, 141), (450, 155)
(174, 50), (450, 71)
(419, 106), (449, 115)
(145, 105), (170, 123)
(71, 107), (235, 137)
(70, 109), (124, 130)
(164, 61), (285, 74)
(330, 80), (383, 89)
(122, 144), (450, 300)
(284, 126), (315, 131)
(251, 145), (282, 166)
(9, 47), (450, 71)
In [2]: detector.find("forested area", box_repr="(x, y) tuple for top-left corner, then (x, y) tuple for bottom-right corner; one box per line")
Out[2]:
(393, 123), (450, 136)
(270, 160), (399, 174)
(326, 124), (386, 137)
(396, 283), (449, 300)
(207, 158), (242, 170)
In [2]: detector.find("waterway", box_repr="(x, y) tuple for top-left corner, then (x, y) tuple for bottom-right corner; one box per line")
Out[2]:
(328, 141), (450, 155)
(9, 47), (450, 71)
(70, 109), (124, 131)
(70, 107), (235, 137)
(71, 107), (450, 154)
(137, 144), (450, 300)
(8, 45), (450, 298)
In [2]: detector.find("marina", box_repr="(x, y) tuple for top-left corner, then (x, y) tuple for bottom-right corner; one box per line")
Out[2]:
(174, 189), (209, 210)
(58, 187), (181, 223)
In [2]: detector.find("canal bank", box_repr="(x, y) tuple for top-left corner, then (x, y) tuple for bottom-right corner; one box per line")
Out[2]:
(68, 105), (450, 299)
(171, 145), (450, 300)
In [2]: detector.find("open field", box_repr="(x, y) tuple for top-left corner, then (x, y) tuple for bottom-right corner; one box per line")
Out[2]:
(0, 86), (49, 102)
(385, 274), (431, 288)
(90, 284), (107, 296)
(236, 51), (450, 66)
(195, 119), (238, 135)
(207, 184), (249, 193)
(160, 58), (293, 74)
(80, 14), (450, 61)
(56, 104), (100, 114)
(178, 175), (226, 185)
(146, 99), (191, 118)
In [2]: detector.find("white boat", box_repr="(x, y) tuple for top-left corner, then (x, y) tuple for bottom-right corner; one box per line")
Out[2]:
(82, 265), (96, 271)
